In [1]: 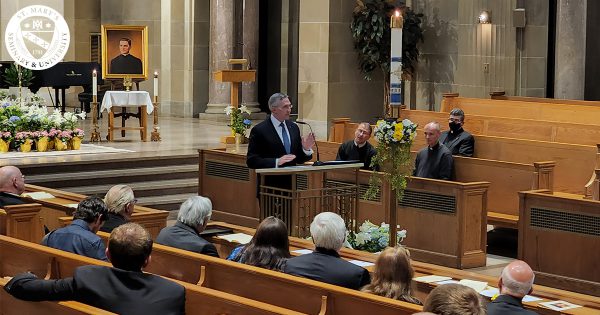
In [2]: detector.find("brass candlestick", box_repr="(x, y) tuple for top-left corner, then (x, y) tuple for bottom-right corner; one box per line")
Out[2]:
(90, 95), (101, 142)
(151, 95), (161, 141)
(123, 76), (133, 91)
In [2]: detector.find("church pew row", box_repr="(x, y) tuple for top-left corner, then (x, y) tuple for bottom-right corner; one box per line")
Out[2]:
(440, 93), (600, 125)
(329, 117), (594, 196)
(519, 190), (600, 296)
(0, 235), (308, 315)
(207, 221), (600, 311)
(1, 234), (421, 315)
(490, 91), (600, 107)
(316, 141), (555, 228)
(398, 109), (600, 146)
(21, 184), (169, 238)
(0, 278), (116, 315)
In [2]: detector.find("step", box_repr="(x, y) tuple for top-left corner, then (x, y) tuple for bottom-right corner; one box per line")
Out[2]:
(63, 178), (198, 198)
(27, 164), (198, 188)
(19, 153), (198, 176)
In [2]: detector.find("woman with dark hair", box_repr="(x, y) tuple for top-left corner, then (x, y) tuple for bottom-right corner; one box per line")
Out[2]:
(361, 246), (421, 305)
(227, 216), (291, 271)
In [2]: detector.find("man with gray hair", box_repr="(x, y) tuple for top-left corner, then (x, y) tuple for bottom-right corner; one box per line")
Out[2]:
(487, 260), (537, 315)
(413, 121), (454, 180)
(155, 195), (219, 257)
(284, 212), (370, 290)
(100, 184), (136, 233)
(439, 108), (475, 156)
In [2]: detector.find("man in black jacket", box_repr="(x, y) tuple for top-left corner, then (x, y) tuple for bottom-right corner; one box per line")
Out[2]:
(5, 223), (185, 315)
(439, 108), (475, 156)
(110, 38), (143, 74)
(156, 195), (219, 257)
(487, 260), (538, 315)
(336, 122), (378, 170)
(284, 212), (371, 290)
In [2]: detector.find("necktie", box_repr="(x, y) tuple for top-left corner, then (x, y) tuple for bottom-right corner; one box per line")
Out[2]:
(280, 122), (291, 154)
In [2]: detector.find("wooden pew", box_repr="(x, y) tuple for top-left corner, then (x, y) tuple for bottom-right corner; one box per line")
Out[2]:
(0, 278), (116, 314)
(21, 184), (168, 238)
(490, 91), (600, 107)
(0, 204), (44, 243)
(0, 235), (308, 315)
(317, 141), (554, 228)
(519, 190), (600, 296)
(440, 93), (600, 125)
(208, 222), (600, 312)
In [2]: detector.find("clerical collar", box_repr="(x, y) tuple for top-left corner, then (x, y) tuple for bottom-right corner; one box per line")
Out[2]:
(450, 127), (464, 135)
(428, 142), (440, 151)
(354, 140), (367, 148)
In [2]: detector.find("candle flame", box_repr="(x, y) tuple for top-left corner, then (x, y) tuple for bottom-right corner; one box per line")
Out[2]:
(93, 69), (97, 75)
(154, 71), (158, 77)
(395, 10), (400, 17)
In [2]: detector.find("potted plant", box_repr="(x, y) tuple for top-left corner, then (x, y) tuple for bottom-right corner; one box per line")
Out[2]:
(14, 131), (34, 152)
(3, 63), (35, 98)
(0, 131), (13, 152)
(224, 105), (252, 144)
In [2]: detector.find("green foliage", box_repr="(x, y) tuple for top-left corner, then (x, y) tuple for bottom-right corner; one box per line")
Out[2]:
(350, 0), (424, 81)
(3, 63), (34, 87)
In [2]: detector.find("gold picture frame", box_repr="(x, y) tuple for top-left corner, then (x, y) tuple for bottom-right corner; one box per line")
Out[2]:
(101, 24), (148, 80)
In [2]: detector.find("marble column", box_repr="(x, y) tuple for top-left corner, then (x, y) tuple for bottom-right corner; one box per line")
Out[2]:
(554, 0), (586, 99)
(241, 0), (262, 116)
(202, 0), (235, 119)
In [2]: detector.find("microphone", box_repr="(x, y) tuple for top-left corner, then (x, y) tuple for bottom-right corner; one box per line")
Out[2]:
(295, 121), (323, 166)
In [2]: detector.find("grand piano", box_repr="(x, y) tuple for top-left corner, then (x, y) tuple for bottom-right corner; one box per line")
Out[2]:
(0, 61), (104, 113)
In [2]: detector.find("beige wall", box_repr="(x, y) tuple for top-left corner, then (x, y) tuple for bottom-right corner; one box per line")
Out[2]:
(298, 0), (383, 138)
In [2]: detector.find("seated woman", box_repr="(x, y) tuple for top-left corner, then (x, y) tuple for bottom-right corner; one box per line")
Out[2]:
(361, 246), (421, 305)
(227, 216), (291, 271)
(423, 283), (486, 315)
(101, 184), (136, 233)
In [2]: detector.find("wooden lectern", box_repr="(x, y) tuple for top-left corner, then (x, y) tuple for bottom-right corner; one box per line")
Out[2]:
(214, 67), (256, 144)
(255, 163), (363, 237)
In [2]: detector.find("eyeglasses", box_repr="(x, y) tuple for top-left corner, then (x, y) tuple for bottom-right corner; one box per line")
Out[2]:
(130, 198), (138, 205)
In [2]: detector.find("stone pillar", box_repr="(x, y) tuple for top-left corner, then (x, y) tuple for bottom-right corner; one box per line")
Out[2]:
(241, 0), (262, 116)
(555, 0), (586, 99)
(201, 0), (234, 120)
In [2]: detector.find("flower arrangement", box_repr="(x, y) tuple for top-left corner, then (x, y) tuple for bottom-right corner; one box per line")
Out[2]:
(57, 130), (73, 142)
(31, 130), (49, 140)
(365, 118), (418, 200)
(72, 128), (85, 139)
(13, 131), (33, 146)
(0, 131), (13, 142)
(224, 105), (252, 136)
(346, 220), (407, 253)
(48, 128), (61, 139)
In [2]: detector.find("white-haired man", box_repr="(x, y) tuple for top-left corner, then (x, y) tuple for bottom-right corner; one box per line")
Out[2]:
(284, 212), (370, 290)
(413, 121), (453, 180)
(155, 196), (219, 257)
(487, 260), (537, 315)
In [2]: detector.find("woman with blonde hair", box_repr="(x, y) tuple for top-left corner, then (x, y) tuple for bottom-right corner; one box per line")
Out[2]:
(100, 184), (136, 233)
(361, 246), (421, 305)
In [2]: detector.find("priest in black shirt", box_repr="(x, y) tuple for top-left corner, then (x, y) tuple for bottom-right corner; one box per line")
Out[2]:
(413, 122), (453, 180)
(439, 108), (474, 156)
(110, 38), (143, 74)
(336, 122), (378, 170)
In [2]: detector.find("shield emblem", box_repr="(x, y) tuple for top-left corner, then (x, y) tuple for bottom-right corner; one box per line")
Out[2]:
(19, 16), (55, 59)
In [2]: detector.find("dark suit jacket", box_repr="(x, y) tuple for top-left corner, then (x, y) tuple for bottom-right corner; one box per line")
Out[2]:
(0, 192), (26, 208)
(284, 247), (371, 290)
(247, 116), (312, 191)
(99, 212), (128, 233)
(487, 294), (538, 315)
(110, 54), (143, 74)
(156, 221), (219, 257)
(439, 128), (475, 157)
(5, 265), (185, 315)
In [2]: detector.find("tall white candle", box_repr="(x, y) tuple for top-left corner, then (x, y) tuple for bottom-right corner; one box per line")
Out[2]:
(92, 70), (97, 96)
(154, 72), (159, 97)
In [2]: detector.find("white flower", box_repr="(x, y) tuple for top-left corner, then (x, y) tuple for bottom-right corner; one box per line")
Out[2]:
(224, 105), (233, 116)
(397, 229), (407, 242)
(355, 233), (368, 246)
(239, 105), (251, 115)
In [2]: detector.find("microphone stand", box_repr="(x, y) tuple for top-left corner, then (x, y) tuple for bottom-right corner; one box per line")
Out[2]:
(295, 121), (323, 166)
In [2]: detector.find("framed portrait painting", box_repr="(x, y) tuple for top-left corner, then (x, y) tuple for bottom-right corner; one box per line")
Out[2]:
(101, 24), (148, 80)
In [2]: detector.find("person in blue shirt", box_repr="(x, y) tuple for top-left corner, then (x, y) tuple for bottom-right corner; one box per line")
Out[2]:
(43, 196), (109, 261)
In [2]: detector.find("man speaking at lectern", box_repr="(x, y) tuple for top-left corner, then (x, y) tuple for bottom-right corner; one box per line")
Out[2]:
(247, 93), (315, 191)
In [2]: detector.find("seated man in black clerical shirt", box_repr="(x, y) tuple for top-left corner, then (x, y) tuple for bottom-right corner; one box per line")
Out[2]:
(439, 108), (475, 156)
(0, 166), (26, 207)
(6, 223), (185, 315)
(413, 122), (454, 180)
(110, 37), (143, 74)
(336, 122), (378, 170)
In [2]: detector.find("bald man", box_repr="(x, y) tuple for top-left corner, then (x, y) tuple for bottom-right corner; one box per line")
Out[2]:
(488, 260), (537, 315)
(0, 166), (26, 207)
(413, 122), (454, 180)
